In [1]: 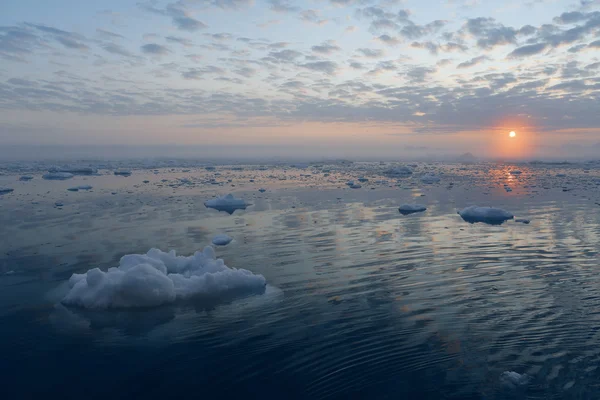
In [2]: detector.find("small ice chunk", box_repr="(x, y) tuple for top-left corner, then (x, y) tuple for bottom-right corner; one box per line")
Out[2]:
(515, 218), (530, 224)
(114, 169), (132, 176)
(500, 371), (531, 389)
(511, 170), (522, 175)
(458, 206), (514, 225)
(19, 176), (34, 181)
(204, 194), (248, 214)
(384, 166), (412, 177)
(349, 183), (362, 189)
(212, 234), (233, 246)
(55, 201), (64, 207)
(49, 166), (97, 175)
(399, 204), (427, 215)
(0, 187), (14, 194)
(358, 177), (368, 182)
(61, 247), (266, 309)
(259, 188), (266, 193)
(43, 172), (74, 180)
(67, 185), (93, 192)
(420, 174), (441, 184)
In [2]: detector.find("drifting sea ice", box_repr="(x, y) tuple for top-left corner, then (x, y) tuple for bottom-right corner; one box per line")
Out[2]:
(458, 206), (514, 225)
(383, 166), (412, 177)
(500, 371), (531, 389)
(204, 194), (249, 214)
(62, 246), (266, 309)
(67, 185), (93, 192)
(398, 204), (427, 215)
(212, 234), (233, 246)
(43, 172), (74, 180)
(114, 169), (132, 176)
(0, 187), (14, 194)
(19, 176), (33, 181)
(420, 174), (441, 184)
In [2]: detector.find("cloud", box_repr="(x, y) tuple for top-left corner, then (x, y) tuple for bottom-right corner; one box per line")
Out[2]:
(267, 49), (303, 62)
(182, 66), (226, 79)
(102, 42), (135, 57)
(463, 18), (518, 48)
(140, 43), (171, 55)
(300, 61), (338, 75)
(299, 10), (328, 25)
(96, 28), (124, 40)
(139, 2), (207, 31)
(377, 34), (401, 46)
(507, 43), (547, 57)
(268, 0), (300, 13)
(357, 48), (385, 58)
(457, 55), (491, 68)
(589, 40), (600, 48)
(165, 36), (194, 46)
(311, 41), (341, 54)
(26, 23), (89, 50)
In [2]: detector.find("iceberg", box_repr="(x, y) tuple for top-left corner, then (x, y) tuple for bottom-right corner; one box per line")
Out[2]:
(204, 194), (248, 214)
(398, 204), (427, 215)
(383, 166), (412, 177)
(212, 234), (233, 246)
(420, 174), (441, 184)
(458, 206), (514, 225)
(62, 247), (266, 309)
(43, 172), (74, 180)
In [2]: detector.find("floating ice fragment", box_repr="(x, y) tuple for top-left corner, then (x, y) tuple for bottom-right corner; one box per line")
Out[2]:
(259, 188), (266, 193)
(515, 218), (530, 224)
(458, 206), (514, 225)
(511, 170), (522, 174)
(114, 169), (132, 176)
(43, 172), (74, 180)
(399, 204), (427, 215)
(204, 194), (248, 214)
(50, 166), (97, 175)
(0, 187), (14, 194)
(19, 176), (33, 181)
(212, 234), (233, 246)
(384, 166), (412, 177)
(500, 371), (531, 389)
(62, 247), (266, 309)
(67, 185), (93, 192)
(420, 174), (441, 184)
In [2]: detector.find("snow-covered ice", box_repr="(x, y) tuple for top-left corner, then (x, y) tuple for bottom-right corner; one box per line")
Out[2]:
(383, 166), (412, 177)
(204, 194), (249, 214)
(458, 206), (514, 225)
(420, 174), (441, 184)
(212, 234), (233, 246)
(62, 247), (266, 309)
(500, 371), (531, 389)
(43, 172), (74, 180)
(399, 204), (427, 215)
(67, 185), (93, 192)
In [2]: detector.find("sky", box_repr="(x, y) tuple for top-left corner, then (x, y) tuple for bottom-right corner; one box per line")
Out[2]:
(1, 0), (600, 160)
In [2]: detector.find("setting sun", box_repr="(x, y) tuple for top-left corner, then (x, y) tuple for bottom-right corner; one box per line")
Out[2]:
(509, 131), (516, 138)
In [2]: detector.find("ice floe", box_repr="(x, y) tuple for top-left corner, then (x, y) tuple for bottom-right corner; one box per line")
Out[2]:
(500, 371), (531, 389)
(458, 206), (514, 225)
(43, 172), (74, 180)
(62, 247), (266, 309)
(420, 174), (441, 184)
(212, 234), (233, 246)
(204, 194), (249, 214)
(398, 204), (427, 215)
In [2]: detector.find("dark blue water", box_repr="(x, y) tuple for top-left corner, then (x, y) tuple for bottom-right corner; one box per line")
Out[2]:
(1, 163), (600, 399)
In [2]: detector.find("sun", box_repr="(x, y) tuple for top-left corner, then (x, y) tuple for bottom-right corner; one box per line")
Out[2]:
(509, 131), (516, 138)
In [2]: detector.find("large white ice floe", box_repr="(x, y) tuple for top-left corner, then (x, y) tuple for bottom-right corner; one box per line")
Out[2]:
(0, 187), (14, 194)
(204, 194), (248, 214)
(383, 166), (412, 177)
(458, 206), (514, 225)
(500, 371), (531, 389)
(43, 172), (74, 180)
(398, 204), (427, 215)
(49, 166), (97, 175)
(62, 246), (266, 309)
(420, 174), (441, 184)
(212, 234), (233, 246)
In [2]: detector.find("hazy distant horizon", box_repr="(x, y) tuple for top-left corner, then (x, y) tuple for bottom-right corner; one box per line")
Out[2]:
(1, 143), (599, 163)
